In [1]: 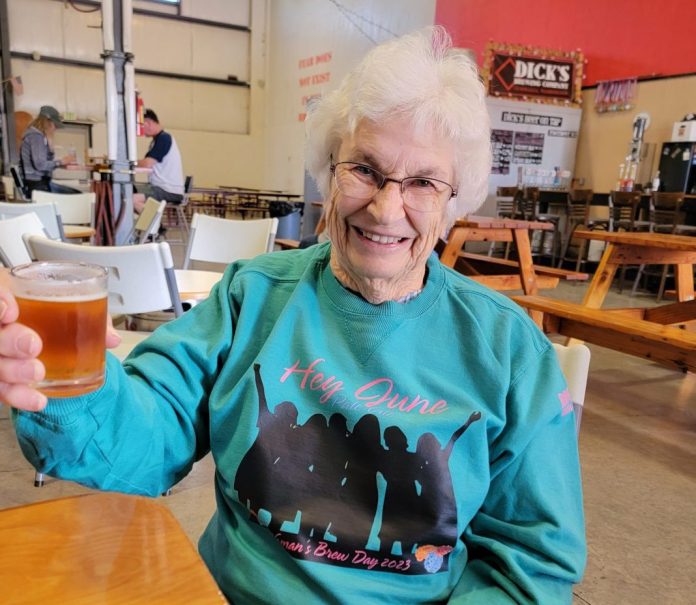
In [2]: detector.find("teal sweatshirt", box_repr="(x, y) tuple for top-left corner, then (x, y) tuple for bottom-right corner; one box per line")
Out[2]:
(14, 243), (586, 604)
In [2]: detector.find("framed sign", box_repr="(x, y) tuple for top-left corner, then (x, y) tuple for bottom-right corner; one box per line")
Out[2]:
(482, 42), (584, 106)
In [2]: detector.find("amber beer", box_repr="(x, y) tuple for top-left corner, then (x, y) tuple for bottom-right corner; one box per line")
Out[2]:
(11, 262), (108, 397)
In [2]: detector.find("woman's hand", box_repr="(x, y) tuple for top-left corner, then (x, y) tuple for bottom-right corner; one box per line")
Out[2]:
(60, 153), (76, 167)
(0, 283), (47, 411)
(0, 274), (122, 412)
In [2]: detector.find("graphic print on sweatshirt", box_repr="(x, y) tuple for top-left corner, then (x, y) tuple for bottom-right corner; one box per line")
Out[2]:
(234, 364), (482, 575)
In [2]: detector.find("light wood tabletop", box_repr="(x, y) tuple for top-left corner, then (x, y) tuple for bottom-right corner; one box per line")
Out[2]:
(175, 269), (223, 301)
(0, 492), (227, 604)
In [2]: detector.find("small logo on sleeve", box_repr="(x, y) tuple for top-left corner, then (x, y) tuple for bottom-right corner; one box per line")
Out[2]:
(558, 389), (573, 416)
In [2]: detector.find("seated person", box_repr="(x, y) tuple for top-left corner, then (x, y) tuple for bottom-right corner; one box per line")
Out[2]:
(1, 27), (585, 604)
(19, 105), (79, 196)
(133, 108), (184, 213)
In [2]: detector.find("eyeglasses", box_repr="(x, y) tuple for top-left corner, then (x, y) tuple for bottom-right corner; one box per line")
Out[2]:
(330, 159), (457, 212)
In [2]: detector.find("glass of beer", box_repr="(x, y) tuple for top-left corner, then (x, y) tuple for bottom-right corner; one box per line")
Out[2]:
(10, 261), (108, 398)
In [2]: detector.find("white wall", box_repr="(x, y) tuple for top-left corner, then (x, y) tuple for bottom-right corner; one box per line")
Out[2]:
(8, 0), (436, 192)
(263, 0), (437, 194)
(8, 0), (264, 188)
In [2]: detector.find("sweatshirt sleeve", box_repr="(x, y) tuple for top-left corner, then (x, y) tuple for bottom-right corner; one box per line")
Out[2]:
(448, 345), (586, 604)
(12, 273), (235, 496)
(26, 133), (60, 173)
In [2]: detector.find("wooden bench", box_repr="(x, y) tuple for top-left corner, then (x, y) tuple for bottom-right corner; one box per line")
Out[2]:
(459, 252), (589, 281)
(512, 295), (696, 373)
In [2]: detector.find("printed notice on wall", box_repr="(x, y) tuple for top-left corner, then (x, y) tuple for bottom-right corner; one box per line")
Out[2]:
(297, 51), (333, 122)
(485, 96), (582, 198)
(491, 129), (514, 175)
(512, 132), (545, 165)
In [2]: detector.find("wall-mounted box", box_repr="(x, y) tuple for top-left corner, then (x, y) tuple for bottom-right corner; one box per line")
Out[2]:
(671, 121), (696, 142)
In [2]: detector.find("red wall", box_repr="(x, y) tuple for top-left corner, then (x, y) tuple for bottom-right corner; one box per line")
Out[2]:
(435, 0), (696, 86)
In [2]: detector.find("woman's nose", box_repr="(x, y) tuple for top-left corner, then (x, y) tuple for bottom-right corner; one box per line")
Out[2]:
(368, 181), (406, 223)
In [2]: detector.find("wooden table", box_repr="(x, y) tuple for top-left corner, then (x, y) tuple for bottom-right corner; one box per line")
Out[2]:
(440, 215), (556, 324)
(513, 230), (696, 372)
(175, 269), (223, 301)
(573, 230), (695, 306)
(0, 493), (226, 604)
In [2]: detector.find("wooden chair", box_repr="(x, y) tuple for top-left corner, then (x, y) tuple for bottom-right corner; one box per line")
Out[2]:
(510, 186), (562, 265)
(607, 190), (645, 292)
(489, 186), (522, 257)
(608, 190), (644, 232)
(556, 189), (608, 272)
(631, 192), (696, 300)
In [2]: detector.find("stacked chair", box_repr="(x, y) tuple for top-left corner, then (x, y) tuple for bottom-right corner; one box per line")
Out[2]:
(607, 190), (646, 292)
(556, 189), (609, 272)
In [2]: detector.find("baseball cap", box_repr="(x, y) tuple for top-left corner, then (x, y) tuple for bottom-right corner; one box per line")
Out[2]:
(39, 105), (64, 128)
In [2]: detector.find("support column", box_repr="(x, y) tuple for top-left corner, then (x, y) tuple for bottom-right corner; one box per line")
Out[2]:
(102, 0), (135, 244)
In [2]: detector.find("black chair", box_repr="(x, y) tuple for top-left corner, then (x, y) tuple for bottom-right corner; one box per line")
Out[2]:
(10, 165), (29, 200)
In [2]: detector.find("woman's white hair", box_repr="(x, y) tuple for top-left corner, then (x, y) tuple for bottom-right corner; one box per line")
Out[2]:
(305, 26), (491, 224)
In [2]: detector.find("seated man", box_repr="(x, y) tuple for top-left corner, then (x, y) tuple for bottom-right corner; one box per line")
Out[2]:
(133, 108), (184, 213)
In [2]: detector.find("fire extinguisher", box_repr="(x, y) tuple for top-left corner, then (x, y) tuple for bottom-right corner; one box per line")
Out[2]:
(136, 90), (144, 136)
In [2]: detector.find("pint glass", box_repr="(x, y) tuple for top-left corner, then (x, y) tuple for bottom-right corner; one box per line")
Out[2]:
(11, 261), (108, 397)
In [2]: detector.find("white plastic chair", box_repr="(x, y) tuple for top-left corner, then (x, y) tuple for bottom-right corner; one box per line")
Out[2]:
(0, 213), (49, 267)
(183, 213), (278, 270)
(31, 191), (96, 241)
(552, 342), (591, 435)
(0, 200), (64, 240)
(24, 235), (184, 318)
(127, 197), (167, 244)
(31, 191), (96, 226)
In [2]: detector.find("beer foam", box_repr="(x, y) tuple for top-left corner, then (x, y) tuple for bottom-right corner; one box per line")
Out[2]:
(16, 291), (107, 303)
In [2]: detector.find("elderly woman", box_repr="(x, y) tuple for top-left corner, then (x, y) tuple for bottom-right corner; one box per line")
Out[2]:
(19, 105), (78, 196)
(0, 27), (584, 604)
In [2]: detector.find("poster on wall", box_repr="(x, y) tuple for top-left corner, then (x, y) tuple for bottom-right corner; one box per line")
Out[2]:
(485, 96), (582, 196)
(482, 41), (584, 107)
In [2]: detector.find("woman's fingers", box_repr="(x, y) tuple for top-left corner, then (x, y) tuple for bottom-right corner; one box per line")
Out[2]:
(0, 381), (48, 411)
(0, 323), (43, 359)
(105, 315), (122, 349)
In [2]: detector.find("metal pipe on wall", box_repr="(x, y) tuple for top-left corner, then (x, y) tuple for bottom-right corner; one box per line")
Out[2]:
(101, 0), (115, 51)
(121, 0), (132, 53)
(124, 61), (137, 162)
(104, 59), (118, 161)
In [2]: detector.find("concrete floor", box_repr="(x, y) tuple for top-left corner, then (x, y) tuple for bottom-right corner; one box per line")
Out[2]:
(1, 270), (695, 604)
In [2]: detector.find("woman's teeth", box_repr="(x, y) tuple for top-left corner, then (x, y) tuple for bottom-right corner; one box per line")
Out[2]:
(358, 228), (403, 244)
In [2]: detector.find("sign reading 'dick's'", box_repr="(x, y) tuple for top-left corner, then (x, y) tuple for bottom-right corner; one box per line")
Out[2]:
(482, 42), (584, 106)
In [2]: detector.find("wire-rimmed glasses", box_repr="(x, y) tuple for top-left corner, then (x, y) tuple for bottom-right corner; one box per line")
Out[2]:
(330, 159), (457, 212)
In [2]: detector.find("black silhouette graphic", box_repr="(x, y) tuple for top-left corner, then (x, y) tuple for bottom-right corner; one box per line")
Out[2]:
(234, 364), (482, 574)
